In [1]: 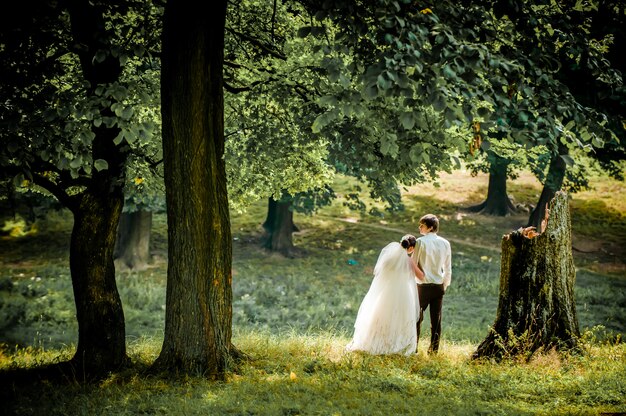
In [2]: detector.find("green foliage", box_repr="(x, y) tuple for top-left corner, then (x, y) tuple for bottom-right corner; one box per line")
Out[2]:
(0, 1), (163, 207)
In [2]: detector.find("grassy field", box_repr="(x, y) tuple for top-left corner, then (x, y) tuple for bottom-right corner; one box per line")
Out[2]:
(0, 169), (625, 415)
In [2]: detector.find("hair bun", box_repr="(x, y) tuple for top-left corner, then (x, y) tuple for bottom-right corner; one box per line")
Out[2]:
(400, 234), (416, 248)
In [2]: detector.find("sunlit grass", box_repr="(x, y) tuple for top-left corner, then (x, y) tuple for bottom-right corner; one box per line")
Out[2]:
(1, 330), (624, 415)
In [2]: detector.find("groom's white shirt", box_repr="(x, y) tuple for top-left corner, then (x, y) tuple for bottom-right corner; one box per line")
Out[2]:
(414, 232), (451, 290)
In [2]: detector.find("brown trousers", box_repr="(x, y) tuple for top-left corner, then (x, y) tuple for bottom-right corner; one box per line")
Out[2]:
(416, 283), (445, 353)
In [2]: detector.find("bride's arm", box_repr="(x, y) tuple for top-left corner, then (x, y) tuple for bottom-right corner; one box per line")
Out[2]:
(408, 256), (425, 281)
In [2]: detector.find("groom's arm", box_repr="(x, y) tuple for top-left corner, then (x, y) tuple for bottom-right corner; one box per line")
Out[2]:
(443, 242), (452, 291)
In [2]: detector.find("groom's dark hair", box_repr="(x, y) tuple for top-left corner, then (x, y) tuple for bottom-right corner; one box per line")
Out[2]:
(419, 214), (439, 232)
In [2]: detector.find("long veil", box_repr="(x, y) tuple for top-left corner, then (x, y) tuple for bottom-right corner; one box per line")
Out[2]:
(347, 242), (419, 355)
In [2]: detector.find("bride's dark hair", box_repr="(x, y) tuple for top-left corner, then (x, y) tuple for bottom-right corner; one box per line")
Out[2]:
(400, 234), (416, 249)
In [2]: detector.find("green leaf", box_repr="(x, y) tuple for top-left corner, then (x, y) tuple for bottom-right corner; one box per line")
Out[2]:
(121, 106), (134, 120)
(342, 104), (353, 117)
(94, 50), (107, 63)
(433, 96), (446, 112)
(377, 74), (391, 90)
(125, 127), (138, 144)
(363, 84), (378, 100)
(94, 159), (108, 172)
(451, 155), (461, 169)
(318, 95), (338, 107)
(400, 112), (415, 130)
(396, 72), (410, 88)
(339, 74), (351, 88)
(443, 65), (456, 80)
(79, 131), (95, 145)
(311, 112), (336, 134)
(12, 173), (25, 188)
(69, 156), (83, 169)
(519, 111), (530, 123)
(560, 154), (574, 167)
(591, 135), (604, 148)
(111, 85), (127, 101)
(380, 133), (399, 157)
(113, 131), (125, 145)
(328, 68), (340, 83)
(409, 145), (422, 163)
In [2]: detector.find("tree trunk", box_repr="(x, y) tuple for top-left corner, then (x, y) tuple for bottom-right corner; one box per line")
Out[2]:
(63, 0), (129, 378)
(68, 189), (128, 376)
(467, 153), (517, 216)
(153, 0), (232, 379)
(527, 147), (567, 229)
(262, 197), (298, 256)
(473, 191), (579, 360)
(114, 210), (152, 270)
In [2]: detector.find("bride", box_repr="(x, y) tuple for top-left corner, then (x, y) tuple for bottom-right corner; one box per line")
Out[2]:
(346, 234), (424, 355)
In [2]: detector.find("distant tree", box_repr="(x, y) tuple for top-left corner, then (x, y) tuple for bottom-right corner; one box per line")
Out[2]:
(115, 101), (164, 271)
(223, 1), (335, 255)
(470, 0), (626, 226)
(525, 0), (626, 228)
(465, 143), (520, 217)
(114, 176), (164, 271)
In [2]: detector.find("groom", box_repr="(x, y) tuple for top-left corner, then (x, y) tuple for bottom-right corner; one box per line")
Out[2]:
(413, 214), (451, 354)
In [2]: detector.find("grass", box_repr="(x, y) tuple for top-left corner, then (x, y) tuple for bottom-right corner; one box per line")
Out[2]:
(1, 332), (624, 415)
(0, 168), (625, 415)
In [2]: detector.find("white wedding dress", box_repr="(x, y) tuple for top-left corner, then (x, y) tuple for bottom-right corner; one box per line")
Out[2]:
(346, 242), (419, 356)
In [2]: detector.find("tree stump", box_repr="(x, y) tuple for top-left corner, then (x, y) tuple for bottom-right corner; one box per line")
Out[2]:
(473, 191), (580, 360)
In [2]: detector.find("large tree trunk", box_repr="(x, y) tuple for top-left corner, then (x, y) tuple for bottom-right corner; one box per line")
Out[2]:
(114, 210), (153, 270)
(63, 0), (129, 377)
(528, 147), (567, 229)
(262, 197), (299, 256)
(473, 191), (579, 360)
(69, 189), (128, 376)
(153, 0), (232, 379)
(468, 153), (517, 216)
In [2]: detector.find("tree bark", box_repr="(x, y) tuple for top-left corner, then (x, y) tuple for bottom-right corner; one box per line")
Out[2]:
(114, 210), (153, 270)
(262, 197), (298, 256)
(473, 191), (579, 360)
(153, 0), (232, 379)
(527, 149), (567, 229)
(467, 153), (517, 216)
